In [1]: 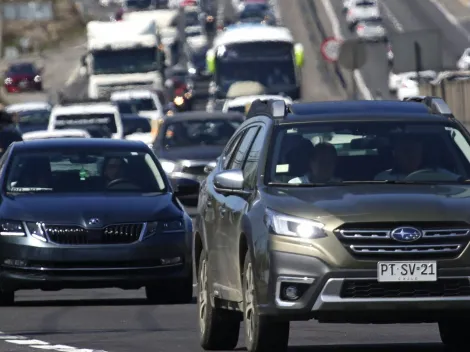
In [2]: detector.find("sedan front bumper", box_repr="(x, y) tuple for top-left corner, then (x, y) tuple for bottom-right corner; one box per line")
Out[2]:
(0, 231), (192, 291)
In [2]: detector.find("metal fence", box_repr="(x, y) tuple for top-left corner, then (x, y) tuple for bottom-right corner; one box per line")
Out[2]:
(420, 78), (470, 126)
(3, 1), (54, 21)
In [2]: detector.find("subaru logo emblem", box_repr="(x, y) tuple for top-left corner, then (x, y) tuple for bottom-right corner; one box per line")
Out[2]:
(390, 227), (422, 242)
(88, 218), (101, 226)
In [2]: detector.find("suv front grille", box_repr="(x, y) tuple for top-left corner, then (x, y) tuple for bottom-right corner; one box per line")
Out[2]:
(45, 224), (144, 245)
(341, 279), (470, 298)
(335, 222), (470, 260)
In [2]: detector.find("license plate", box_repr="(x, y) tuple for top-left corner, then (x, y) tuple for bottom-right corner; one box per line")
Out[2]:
(19, 81), (28, 88)
(377, 261), (437, 282)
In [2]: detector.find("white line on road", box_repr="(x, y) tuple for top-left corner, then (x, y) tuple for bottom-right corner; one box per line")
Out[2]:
(429, 0), (470, 41)
(321, 0), (373, 100)
(380, 0), (404, 32)
(0, 332), (107, 352)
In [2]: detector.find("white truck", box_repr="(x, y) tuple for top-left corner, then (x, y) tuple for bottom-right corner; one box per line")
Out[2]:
(82, 19), (164, 99)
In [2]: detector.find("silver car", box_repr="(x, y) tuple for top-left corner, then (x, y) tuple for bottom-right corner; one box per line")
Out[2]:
(355, 20), (387, 42)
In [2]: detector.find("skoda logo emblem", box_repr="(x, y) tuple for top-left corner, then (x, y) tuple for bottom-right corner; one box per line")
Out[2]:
(88, 218), (101, 226)
(390, 227), (422, 242)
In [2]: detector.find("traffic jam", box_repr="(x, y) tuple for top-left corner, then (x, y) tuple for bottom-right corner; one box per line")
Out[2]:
(2, 0), (470, 351)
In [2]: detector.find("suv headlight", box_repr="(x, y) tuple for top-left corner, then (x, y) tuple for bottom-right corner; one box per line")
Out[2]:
(0, 221), (25, 237)
(143, 219), (185, 239)
(160, 159), (176, 173)
(265, 209), (326, 239)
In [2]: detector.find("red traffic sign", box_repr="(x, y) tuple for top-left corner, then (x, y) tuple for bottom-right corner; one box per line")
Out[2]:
(321, 37), (343, 63)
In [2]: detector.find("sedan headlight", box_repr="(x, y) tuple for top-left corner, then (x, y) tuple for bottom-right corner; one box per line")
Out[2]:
(160, 159), (176, 173)
(265, 209), (326, 239)
(0, 221), (25, 237)
(144, 219), (185, 239)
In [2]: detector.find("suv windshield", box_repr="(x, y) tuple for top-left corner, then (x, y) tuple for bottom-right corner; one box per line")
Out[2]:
(267, 121), (470, 185)
(5, 150), (166, 193)
(162, 119), (241, 148)
(115, 98), (157, 114)
(54, 113), (117, 134)
(17, 109), (50, 127)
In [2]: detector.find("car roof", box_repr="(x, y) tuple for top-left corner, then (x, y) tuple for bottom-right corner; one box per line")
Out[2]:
(6, 102), (51, 112)
(288, 100), (432, 117)
(12, 138), (148, 152)
(227, 95), (293, 107)
(163, 112), (244, 122)
(22, 129), (91, 140)
(110, 90), (155, 100)
(52, 104), (117, 115)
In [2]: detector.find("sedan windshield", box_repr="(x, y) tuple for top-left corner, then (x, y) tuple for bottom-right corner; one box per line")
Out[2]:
(5, 150), (166, 193)
(267, 121), (470, 185)
(162, 119), (241, 148)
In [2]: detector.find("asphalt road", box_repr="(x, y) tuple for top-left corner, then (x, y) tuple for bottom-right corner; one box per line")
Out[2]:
(0, 2), (458, 352)
(327, 0), (470, 100)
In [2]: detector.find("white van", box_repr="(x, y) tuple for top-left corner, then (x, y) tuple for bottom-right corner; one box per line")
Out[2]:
(48, 100), (123, 139)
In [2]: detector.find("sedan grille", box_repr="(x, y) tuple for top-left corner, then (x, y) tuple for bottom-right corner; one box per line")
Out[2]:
(182, 165), (207, 176)
(341, 279), (470, 298)
(45, 223), (144, 245)
(334, 221), (470, 260)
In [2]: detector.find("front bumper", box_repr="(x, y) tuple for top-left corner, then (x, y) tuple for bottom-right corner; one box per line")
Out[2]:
(258, 250), (470, 323)
(0, 231), (191, 291)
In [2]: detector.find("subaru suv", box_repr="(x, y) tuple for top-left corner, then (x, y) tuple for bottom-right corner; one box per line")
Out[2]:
(193, 97), (470, 352)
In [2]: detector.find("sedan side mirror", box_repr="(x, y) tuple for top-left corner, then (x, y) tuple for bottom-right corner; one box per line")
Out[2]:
(213, 169), (251, 196)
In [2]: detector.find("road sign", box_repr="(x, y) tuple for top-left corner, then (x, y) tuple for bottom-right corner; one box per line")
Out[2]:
(320, 37), (342, 63)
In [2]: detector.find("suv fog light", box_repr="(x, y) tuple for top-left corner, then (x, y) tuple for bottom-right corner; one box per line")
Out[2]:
(4, 259), (27, 267)
(161, 256), (182, 265)
(284, 285), (300, 300)
(279, 282), (311, 302)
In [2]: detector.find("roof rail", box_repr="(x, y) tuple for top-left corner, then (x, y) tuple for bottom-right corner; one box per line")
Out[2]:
(246, 99), (289, 120)
(57, 95), (111, 106)
(402, 96), (454, 118)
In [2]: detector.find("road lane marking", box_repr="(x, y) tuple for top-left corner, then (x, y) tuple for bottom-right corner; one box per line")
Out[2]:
(321, 0), (373, 100)
(380, 0), (404, 32)
(0, 332), (107, 352)
(429, 0), (470, 41)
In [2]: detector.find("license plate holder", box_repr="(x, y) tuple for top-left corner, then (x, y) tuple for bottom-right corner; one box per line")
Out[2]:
(377, 261), (437, 282)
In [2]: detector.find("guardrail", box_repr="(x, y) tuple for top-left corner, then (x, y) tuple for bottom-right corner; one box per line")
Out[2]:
(419, 71), (470, 125)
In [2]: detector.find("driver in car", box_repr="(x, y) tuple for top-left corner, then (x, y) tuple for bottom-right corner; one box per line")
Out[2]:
(374, 137), (459, 181)
(103, 157), (126, 185)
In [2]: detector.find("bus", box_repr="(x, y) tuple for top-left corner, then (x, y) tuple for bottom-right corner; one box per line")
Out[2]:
(206, 24), (304, 101)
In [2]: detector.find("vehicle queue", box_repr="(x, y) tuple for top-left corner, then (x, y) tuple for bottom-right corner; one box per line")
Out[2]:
(1, 0), (470, 352)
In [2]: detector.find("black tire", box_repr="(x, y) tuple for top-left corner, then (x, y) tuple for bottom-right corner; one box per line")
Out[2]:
(198, 248), (240, 350)
(242, 252), (289, 352)
(145, 275), (193, 304)
(439, 320), (468, 347)
(0, 290), (14, 306)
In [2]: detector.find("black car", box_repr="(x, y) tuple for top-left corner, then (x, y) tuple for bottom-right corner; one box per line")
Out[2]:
(153, 112), (244, 200)
(0, 138), (198, 305)
(121, 114), (152, 137)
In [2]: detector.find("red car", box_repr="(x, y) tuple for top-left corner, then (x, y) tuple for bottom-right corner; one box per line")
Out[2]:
(3, 62), (43, 93)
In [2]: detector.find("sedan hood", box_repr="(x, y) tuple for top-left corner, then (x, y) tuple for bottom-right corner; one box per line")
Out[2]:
(158, 145), (224, 161)
(264, 184), (470, 224)
(1, 193), (180, 225)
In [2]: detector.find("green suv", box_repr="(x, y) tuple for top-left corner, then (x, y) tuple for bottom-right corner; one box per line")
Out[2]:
(193, 97), (470, 352)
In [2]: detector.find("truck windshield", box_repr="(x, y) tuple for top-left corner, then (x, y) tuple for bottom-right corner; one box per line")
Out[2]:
(54, 114), (118, 134)
(216, 41), (296, 93)
(92, 47), (157, 75)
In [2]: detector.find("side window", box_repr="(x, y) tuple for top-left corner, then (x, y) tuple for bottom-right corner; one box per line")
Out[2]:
(243, 128), (265, 188)
(223, 130), (245, 169)
(229, 127), (259, 170)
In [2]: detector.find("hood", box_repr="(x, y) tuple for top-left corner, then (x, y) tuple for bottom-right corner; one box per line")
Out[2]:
(263, 184), (470, 224)
(157, 145), (224, 162)
(90, 72), (162, 85)
(0, 193), (179, 224)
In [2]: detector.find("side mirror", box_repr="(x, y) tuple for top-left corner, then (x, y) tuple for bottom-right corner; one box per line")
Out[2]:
(213, 169), (251, 196)
(174, 178), (200, 197)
